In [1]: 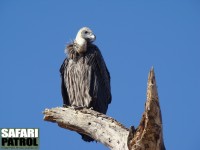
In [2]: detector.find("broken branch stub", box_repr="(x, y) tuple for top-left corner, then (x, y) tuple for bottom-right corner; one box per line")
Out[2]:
(127, 68), (165, 150)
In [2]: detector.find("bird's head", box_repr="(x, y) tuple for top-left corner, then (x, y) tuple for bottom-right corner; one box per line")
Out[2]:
(75, 27), (96, 45)
(74, 27), (96, 53)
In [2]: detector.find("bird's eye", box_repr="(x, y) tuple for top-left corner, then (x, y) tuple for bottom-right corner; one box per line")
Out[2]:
(85, 31), (88, 34)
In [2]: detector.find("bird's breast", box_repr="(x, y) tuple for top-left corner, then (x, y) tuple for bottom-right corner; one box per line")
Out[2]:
(65, 57), (92, 107)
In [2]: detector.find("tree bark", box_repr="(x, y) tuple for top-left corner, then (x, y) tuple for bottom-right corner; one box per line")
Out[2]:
(43, 68), (165, 150)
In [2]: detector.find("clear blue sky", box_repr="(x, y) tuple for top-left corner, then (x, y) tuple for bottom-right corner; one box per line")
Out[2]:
(0, 0), (199, 150)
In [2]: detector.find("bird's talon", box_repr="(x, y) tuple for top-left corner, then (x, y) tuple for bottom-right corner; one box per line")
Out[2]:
(73, 106), (85, 110)
(63, 104), (68, 108)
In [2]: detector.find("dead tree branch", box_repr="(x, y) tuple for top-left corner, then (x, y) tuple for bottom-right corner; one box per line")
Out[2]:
(43, 107), (129, 149)
(43, 68), (165, 150)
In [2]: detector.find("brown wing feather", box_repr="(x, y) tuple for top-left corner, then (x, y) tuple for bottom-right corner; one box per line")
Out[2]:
(87, 44), (111, 114)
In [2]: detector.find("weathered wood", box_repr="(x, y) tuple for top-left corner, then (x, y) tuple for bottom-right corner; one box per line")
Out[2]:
(43, 68), (165, 150)
(127, 67), (165, 150)
(43, 107), (129, 150)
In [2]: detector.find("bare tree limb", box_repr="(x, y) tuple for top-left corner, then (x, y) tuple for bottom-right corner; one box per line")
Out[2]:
(43, 68), (165, 150)
(43, 107), (129, 150)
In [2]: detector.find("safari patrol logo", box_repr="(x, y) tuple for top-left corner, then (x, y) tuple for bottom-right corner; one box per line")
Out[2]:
(0, 128), (39, 149)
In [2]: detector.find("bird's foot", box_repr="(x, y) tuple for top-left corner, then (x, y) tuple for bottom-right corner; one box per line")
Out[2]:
(89, 107), (94, 110)
(72, 106), (86, 110)
(63, 104), (69, 108)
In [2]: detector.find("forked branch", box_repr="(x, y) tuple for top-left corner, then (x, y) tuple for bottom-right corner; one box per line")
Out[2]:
(43, 68), (165, 150)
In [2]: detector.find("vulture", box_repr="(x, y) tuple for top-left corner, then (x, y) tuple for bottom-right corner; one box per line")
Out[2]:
(60, 27), (112, 142)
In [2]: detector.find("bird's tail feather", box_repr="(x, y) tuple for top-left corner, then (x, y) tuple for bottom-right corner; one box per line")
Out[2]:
(80, 133), (94, 142)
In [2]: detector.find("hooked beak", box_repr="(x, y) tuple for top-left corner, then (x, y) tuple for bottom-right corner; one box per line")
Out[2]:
(88, 34), (96, 42)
